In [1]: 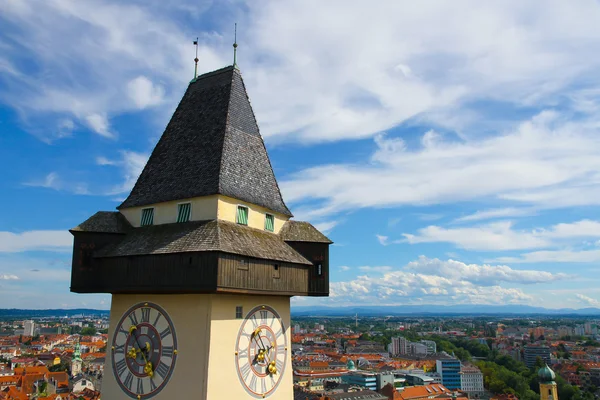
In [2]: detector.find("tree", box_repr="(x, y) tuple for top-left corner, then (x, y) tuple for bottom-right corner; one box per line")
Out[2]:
(81, 326), (97, 335)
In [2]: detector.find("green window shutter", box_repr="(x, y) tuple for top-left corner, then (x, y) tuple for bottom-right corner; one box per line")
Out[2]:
(141, 208), (154, 226)
(177, 203), (191, 223)
(236, 206), (248, 225)
(265, 214), (274, 232)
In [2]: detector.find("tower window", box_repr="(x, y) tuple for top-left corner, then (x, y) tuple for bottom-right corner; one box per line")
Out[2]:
(177, 203), (191, 223)
(236, 306), (243, 319)
(236, 205), (248, 225)
(265, 214), (274, 232)
(141, 208), (154, 226)
(317, 263), (323, 276)
(273, 264), (280, 279)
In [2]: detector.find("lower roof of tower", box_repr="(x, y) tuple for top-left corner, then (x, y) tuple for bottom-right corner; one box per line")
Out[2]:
(93, 219), (312, 265)
(117, 66), (292, 217)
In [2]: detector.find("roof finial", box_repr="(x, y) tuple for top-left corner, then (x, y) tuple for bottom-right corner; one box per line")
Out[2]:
(233, 23), (238, 67)
(193, 37), (199, 79)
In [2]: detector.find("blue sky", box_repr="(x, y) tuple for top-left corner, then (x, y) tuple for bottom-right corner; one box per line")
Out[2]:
(2, 0), (600, 309)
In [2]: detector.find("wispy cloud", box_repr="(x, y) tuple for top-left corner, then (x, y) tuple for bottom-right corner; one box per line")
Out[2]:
(4, 1), (600, 145)
(575, 294), (600, 308)
(0, 275), (19, 280)
(495, 249), (600, 264)
(97, 150), (148, 195)
(0, 231), (72, 253)
(23, 172), (60, 190)
(455, 207), (537, 223)
(85, 113), (114, 139)
(282, 113), (600, 219)
(400, 219), (600, 252)
(23, 172), (89, 195)
(313, 220), (338, 235)
(376, 235), (389, 246)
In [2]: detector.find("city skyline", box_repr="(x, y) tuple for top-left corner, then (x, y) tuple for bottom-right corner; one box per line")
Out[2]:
(3, 0), (600, 309)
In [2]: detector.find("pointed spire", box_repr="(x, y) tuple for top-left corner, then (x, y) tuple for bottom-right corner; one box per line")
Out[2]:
(193, 37), (199, 80)
(233, 23), (238, 67)
(73, 339), (82, 361)
(118, 66), (292, 217)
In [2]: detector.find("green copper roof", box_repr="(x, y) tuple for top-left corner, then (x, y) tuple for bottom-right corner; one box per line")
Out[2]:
(538, 364), (556, 383)
(72, 341), (82, 362)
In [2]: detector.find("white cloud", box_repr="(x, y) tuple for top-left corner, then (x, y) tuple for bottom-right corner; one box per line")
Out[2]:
(405, 256), (569, 285)
(97, 150), (149, 195)
(127, 76), (164, 109)
(542, 220), (600, 239)
(575, 294), (600, 307)
(244, 1), (600, 142)
(495, 249), (600, 264)
(455, 207), (537, 223)
(0, 231), (72, 253)
(358, 266), (393, 273)
(402, 219), (600, 251)
(322, 256), (567, 306)
(85, 113), (114, 138)
(376, 235), (389, 246)
(3, 1), (600, 145)
(403, 221), (550, 251)
(339, 266), (350, 272)
(23, 172), (89, 195)
(0, 275), (19, 280)
(313, 220), (338, 235)
(24, 172), (60, 190)
(281, 115), (600, 218)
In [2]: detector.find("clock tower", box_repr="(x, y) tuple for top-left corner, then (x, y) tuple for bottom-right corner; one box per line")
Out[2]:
(69, 65), (330, 399)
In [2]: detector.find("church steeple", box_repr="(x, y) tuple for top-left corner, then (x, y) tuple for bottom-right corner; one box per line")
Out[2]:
(538, 364), (558, 400)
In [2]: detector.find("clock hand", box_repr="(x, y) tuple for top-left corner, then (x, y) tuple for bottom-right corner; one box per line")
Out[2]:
(128, 326), (153, 376)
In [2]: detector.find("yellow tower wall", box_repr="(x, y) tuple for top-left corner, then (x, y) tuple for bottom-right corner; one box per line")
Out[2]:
(102, 294), (293, 400)
(119, 194), (289, 233)
(217, 195), (289, 233)
(540, 383), (559, 400)
(205, 294), (293, 399)
(120, 195), (219, 227)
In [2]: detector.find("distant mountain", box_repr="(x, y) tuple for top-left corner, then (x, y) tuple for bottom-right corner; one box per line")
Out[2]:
(0, 309), (110, 318)
(291, 304), (600, 316)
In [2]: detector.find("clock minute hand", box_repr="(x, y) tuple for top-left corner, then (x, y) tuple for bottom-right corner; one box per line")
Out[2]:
(129, 326), (149, 362)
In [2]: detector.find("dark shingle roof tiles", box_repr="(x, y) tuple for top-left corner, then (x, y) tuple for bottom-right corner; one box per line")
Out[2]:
(70, 212), (132, 234)
(279, 220), (333, 243)
(118, 66), (292, 216)
(95, 219), (311, 265)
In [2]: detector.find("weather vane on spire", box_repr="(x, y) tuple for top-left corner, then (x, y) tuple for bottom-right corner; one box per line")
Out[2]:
(233, 23), (238, 67)
(193, 37), (199, 79)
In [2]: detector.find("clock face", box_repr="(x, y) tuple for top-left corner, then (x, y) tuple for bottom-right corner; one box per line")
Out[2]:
(235, 305), (287, 398)
(111, 302), (177, 399)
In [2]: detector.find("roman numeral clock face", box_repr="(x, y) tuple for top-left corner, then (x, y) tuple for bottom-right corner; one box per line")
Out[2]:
(235, 305), (287, 398)
(111, 302), (177, 399)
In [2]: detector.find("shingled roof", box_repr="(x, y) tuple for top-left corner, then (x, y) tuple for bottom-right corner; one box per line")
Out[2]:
(70, 212), (131, 234)
(95, 220), (311, 265)
(118, 66), (292, 216)
(280, 220), (333, 243)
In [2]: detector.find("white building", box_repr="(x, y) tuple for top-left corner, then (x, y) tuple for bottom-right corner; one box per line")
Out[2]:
(23, 320), (35, 336)
(409, 342), (428, 357)
(460, 365), (484, 394)
(420, 340), (437, 355)
(72, 376), (95, 393)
